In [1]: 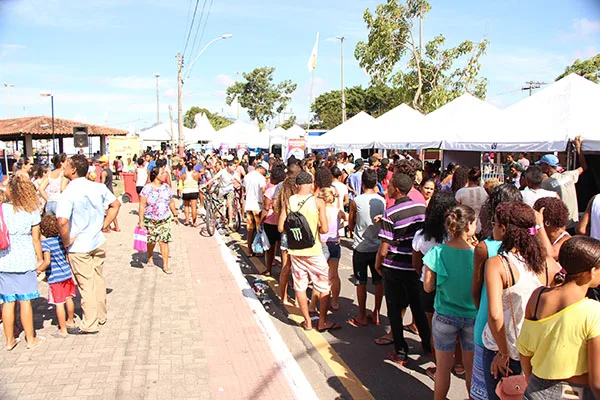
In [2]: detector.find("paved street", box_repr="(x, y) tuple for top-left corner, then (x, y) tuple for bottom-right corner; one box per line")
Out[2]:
(0, 202), (470, 399)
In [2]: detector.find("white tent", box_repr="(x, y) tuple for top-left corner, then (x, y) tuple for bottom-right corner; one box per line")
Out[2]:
(504, 73), (600, 152)
(286, 124), (306, 139)
(139, 122), (183, 143)
(372, 104), (431, 149)
(216, 120), (267, 148)
(185, 113), (217, 144)
(310, 111), (376, 150)
(427, 93), (505, 152)
(268, 126), (288, 147)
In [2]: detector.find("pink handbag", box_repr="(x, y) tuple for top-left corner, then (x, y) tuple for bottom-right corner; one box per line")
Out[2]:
(133, 226), (147, 252)
(0, 204), (10, 250)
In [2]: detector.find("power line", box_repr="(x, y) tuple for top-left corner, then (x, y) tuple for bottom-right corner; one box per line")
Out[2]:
(188, 0), (209, 60)
(521, 80), (547, 96)
(182, 0), (201, 57)
(187, 0), (215, 77)
(181, 0), (193, 50)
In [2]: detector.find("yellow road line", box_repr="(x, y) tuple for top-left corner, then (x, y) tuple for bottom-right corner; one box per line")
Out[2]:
(228, 232), (375, 400)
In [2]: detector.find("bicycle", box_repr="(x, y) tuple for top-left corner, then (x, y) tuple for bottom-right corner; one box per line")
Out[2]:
(201, 188), (242, 236)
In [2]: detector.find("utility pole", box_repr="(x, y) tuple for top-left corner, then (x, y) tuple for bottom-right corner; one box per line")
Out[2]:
(336, 36), (347, 123)
(168, 104), (175, 152)
(177, 52), (184, 156)
(154, 73), (160, 124)
(521, 81), (546, 96)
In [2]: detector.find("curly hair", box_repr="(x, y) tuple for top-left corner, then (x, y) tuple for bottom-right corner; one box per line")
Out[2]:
(8, 175), (40, 213)
(422, 192), (457, 243)
(533, 197), (569, 228)
(269, 165), (286, 185)
(40, 213), (60, 238)
(314, 166), (333, 189)
(495, 201), (546, 274)
(446, 204), (476, 237)
(393, 159), (417, 185)
(451, 166), (469, 193)
(468, 166), (482, 184)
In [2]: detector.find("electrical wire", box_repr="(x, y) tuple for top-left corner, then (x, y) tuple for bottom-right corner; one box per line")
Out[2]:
(187, 0), (215, 78)
(188, 0), (209, 61)
(182, 0), (201, 57)
(181, 0), (193, 50)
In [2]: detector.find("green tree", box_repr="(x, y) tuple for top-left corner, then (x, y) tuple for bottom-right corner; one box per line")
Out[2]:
(556, 54), (600, 83)
(225, 67), (297, 129)
(355, 0), (489, 113)
(311, 84), (403, 129)
(184, 107), (233, 130)
(278, 115), (297, 130)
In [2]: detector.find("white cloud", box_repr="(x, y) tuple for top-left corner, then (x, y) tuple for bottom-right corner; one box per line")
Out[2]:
(560, 18), (600, 40)
(0, 44), (25, 57)
(214, 74), (235, 87)
(573, 45), (598, 61)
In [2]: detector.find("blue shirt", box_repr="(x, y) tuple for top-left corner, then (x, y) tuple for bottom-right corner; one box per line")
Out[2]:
(147, 160), (156, 171)
(347, 171), (363, 201)
(474, 239), (502, 346)
(56, 177), (117, 253)
(42, 237), (72, 284)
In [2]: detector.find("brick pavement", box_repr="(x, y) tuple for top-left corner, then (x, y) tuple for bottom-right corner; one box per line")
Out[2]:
(0, 203), (298, 399)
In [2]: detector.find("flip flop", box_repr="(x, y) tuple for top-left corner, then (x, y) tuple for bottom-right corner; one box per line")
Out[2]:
(26, 336), (46, 350)
(330, 304), (340, 312)
(368, 314), (381, 326)
(347, 317), (369, 327)
(318, 322), (342, 333)
(454, 364), (465, 377)
(5, 338), (20, 351)
(163, 268), (173, 275)
(386, 351), (408, 366)
(375, 336), (394, 346)
(426, 366), (437, 380)
(51, 330), (68, 339)
(403, 324), (419, 335)
(299, 321), (312, 331)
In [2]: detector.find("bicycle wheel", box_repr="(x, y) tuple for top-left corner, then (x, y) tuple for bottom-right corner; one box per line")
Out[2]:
(204, 198), (216, 236)
(232, 197), (242, 232)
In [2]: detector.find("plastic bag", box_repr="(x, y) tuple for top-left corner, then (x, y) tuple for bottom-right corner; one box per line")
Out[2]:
(261, 228), (271, 251)
(133, 226), (148, 252)
(252, 228), (265, 254)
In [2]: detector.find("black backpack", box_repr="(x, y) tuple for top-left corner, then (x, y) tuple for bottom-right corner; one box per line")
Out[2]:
(284, 195), (316, 250)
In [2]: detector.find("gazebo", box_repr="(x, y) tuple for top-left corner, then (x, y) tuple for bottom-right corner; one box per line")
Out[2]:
(0, 116), (128, 157)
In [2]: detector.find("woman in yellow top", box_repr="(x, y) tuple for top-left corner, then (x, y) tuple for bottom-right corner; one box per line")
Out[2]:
(517, 236), (600, 399)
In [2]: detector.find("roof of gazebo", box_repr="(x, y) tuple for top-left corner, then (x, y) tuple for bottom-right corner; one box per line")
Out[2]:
(0, 116), (127, 138)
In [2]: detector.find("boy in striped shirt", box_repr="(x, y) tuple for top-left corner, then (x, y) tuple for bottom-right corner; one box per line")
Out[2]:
(376, 173), (431, 365)
(36, 214), (76, 338)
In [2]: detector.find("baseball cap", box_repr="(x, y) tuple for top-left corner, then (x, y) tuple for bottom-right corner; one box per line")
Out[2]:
(98, 155), (108, 163)
(257, 161), (269, 170)
(536, 154), (559, 167)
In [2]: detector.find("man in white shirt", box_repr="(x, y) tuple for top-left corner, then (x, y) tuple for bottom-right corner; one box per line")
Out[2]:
(520, 165), (558, 208)
(204, 161), (241, 228)
(57, 155), (121, 334)
(539, 136), (587, 230)
(243, 161), (267, 256)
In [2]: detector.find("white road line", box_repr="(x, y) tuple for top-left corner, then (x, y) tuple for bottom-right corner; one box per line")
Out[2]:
(214, 234), (318, 400)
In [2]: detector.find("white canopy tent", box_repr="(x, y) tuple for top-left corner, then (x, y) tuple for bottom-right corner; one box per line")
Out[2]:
(503, 73), (600, 153)
(372, 104), (431, 149)
(138, 122), (188, 148)
(268, 126), (288, 147)
(286, 124), (306, 139)
(310, 111), (376, 150)
(185, 113), (217, 144)
(216, 120), (267, 148)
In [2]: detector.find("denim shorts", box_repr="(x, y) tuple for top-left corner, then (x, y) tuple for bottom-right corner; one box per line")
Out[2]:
(322, 242), (341, 260)
(352, 250), (382, 285)
(524, 374), (594, 400)
(432, 312), (475, 352)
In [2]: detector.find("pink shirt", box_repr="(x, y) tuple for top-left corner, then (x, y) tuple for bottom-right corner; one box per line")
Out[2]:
(386, 188), (426, 208)
(263, 183), (278, 225)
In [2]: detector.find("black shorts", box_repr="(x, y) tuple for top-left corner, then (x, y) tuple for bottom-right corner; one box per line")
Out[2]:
(182, 192), (198, 201)
(263, 223), (281, 246)
(136, 186), (144, 195)
(419, 283), (435, 314)
(352, 250), (382, 285)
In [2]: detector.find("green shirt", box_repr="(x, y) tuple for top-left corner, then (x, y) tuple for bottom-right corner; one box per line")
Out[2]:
(423, 244), (477, 318)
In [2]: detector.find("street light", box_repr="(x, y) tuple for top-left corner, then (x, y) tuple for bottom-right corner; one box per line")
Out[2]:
(177, 33), (232, 155)
(4, 83), (14, 117)
(335, 36), (347, 123)
(40, 92), (55, 155)
(154, 73), (160, 124)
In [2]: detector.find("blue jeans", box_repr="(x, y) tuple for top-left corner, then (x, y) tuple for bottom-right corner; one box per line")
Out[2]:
(432, 312), (475, 352)
(482, 347), (522, 400)
(524, 374), (594, 400)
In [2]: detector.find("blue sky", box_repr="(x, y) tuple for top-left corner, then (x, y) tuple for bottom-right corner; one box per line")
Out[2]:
(0, 0), (599, 132)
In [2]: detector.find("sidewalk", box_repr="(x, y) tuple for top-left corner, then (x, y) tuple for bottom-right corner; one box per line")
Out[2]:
(0, 203), (301, 399)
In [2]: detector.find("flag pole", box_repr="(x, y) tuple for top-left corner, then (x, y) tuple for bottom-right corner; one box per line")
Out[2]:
(306, 68), (315, 146)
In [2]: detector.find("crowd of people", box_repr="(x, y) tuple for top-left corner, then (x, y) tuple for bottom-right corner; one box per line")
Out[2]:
(0, 138), (599, 400)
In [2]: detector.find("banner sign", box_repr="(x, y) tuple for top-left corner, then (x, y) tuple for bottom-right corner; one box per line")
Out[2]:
(287, 138), (306, 161)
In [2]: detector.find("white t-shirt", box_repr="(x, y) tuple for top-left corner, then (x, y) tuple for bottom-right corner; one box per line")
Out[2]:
(455, 186), (488, 233)
(332, 181), (348, 211)
(412, 229), (444, 281)
(214, 169), (235, 195)
(542, 170), (580, 227)
(590, 195), (600, 241)
(521, 188), (558, 208)
(243, 170), (266, 212)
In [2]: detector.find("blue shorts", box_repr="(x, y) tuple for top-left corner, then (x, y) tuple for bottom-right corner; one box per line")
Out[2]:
(432, 311), (475, 352)
(322, 242), (341, 260)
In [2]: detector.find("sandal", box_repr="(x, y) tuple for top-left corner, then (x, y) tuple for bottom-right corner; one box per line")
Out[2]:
(299, 321), (312, 331)
(368, 314), (380, 326)
(375, 336), (394, 346)
(26, 336), (46, 350)
(51, 330), (68, 339)
(454, 364), (465, 377)
(425, 366), (436, 380)
(318, 322), (342, 333)
(347, 316), (369, 328)
(403, 324), (419, 335)
(386, 351), (408, 366)
(5, 338), (20, 351)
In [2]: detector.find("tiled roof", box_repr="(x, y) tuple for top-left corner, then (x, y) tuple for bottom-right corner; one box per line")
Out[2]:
(0, 116), (128, 137)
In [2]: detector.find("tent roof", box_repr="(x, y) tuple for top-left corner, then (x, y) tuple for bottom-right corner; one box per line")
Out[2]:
(0, 116), (127, 138)
(185, 113), (217, 143)
(216, 120), (268, 148)
(311, 111), (376, 149)
(372, 104), (430, 149)
(286, 124), (306, 138)
(139, 122), (184, 142)
(504, 73), (600, 152)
